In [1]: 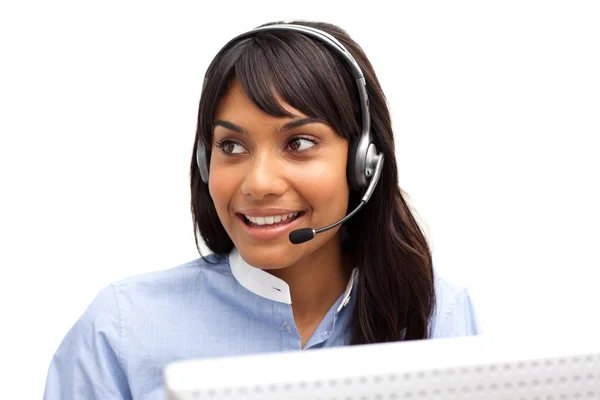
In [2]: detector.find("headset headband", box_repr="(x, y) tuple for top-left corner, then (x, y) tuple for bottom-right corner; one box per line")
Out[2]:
(202, 24), (370, 139)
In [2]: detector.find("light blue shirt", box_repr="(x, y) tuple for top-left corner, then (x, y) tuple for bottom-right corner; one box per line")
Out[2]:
(43, 248), (480, 399)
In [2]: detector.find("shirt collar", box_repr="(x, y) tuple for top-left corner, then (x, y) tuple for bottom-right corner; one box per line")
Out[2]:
(228, 247), (357, 308)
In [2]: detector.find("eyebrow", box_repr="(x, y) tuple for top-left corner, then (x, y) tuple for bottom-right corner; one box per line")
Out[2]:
(213, 117), (326, 135)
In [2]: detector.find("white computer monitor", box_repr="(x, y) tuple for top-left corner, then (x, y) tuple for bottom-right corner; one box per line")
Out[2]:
(164, 334), (599, 399)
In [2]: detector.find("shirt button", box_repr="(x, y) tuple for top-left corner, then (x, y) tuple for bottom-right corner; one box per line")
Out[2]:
(284, 322), (291, 332)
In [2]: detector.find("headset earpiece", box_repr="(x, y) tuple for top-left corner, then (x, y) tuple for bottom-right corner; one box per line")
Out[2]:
(196, 142), (209, 184)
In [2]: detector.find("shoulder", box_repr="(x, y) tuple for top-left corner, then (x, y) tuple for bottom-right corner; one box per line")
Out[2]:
(429, 270), (481, 338)
(62, 252), (232, 340)
(433, 271), (469, 309)
(108, 252), (235, 319)
(45, 253), (233, 398)
(111, 252), (230, 291)
(63, 252), (231, 333)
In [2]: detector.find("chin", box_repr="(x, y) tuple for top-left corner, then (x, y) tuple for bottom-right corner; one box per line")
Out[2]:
(235, 243), (300, 270)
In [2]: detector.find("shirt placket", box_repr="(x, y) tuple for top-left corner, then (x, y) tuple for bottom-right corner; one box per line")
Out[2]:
(272, 301), (301, 350)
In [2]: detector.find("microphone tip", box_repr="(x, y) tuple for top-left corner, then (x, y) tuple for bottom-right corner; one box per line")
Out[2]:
(289, 228), (315, 245)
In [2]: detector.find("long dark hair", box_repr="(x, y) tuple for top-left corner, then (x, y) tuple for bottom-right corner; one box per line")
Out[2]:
(190, 20), (435, 344)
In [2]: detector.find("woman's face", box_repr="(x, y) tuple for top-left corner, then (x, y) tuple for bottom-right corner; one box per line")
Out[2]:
(208, 79), (350, 269)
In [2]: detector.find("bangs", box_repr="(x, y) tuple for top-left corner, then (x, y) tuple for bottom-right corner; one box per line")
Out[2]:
(217, 31), (360, 141)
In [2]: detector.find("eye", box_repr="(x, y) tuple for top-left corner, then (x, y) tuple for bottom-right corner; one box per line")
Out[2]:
(215, 139), (246, 155)
(287, 137), (316, 152)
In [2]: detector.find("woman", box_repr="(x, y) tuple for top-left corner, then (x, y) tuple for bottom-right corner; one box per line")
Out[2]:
(44, 20), (479, 399)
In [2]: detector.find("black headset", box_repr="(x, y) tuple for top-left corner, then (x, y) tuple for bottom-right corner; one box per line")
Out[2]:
(196, 24), (385, 244)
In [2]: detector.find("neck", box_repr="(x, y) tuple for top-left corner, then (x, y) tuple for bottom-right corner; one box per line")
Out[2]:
(268, 236), (352, 328)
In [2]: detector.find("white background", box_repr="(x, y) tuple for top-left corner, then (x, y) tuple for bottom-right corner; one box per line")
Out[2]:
(1, 1), (599, 398)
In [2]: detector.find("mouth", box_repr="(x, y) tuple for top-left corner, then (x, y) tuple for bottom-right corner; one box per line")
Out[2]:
(237, 211), (305, 228)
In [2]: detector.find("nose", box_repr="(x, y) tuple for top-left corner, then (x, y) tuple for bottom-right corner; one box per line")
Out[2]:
(240, 150), (287, 200)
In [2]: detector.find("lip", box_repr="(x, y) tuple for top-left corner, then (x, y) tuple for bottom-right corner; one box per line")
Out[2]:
(237, 208), (303, 217)
(236, 212), (304, 241)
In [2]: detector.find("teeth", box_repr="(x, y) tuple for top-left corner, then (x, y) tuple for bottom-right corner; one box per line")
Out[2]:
(246, 212), (299, 226)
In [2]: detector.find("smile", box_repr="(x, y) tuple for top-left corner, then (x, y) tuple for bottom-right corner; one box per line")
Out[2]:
(240, 212), (304, 228)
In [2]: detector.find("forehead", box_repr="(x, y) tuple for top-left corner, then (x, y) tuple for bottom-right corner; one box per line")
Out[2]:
(214, 79), (306, 122)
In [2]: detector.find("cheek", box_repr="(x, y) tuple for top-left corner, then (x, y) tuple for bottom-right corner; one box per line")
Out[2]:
(294, 153), (350, 215)
(208, 167), (237, 222)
